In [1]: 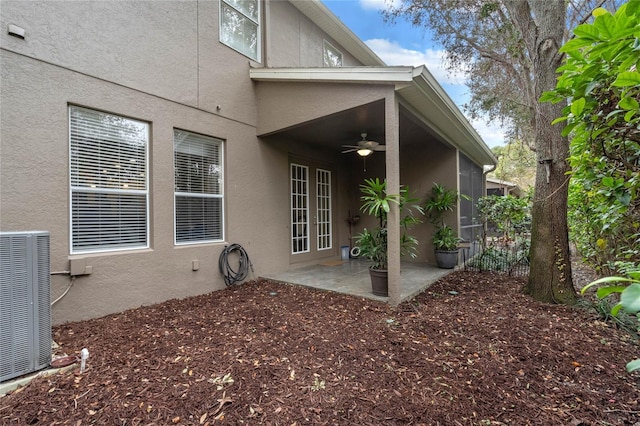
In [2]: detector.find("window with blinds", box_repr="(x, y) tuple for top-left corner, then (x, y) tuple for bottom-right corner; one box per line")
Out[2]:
(220, 0), (260, 61)
(174, 130), (224, 244)
(69, 106), (149, 253)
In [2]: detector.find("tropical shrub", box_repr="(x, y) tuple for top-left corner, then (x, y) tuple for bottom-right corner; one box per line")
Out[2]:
(423, 183), (466, 251)
(582, 267), (640, 373)
(477, 195), (531, 242)
(541, 1), (640, 273)
(356, 178), (422, 270)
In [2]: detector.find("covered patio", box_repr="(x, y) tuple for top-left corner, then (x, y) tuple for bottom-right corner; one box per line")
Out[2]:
(261, 259), (454, 302)
(251, 65), (494, 306)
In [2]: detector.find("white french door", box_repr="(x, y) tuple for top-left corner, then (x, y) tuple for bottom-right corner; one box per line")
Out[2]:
(290, 162), (334, 261)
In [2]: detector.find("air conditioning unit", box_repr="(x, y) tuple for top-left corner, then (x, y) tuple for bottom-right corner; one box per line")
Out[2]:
(0, 231), (52, 382)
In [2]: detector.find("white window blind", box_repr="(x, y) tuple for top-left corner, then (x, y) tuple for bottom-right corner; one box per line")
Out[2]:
(220, 0), (260, 61)
(174, 130), (223, 244)
(69, 106), (149, 253)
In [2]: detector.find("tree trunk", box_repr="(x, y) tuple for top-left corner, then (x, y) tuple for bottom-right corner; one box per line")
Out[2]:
(525, 0), (577, 304)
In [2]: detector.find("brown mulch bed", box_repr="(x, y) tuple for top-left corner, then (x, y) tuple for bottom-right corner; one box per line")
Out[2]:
(1, 271), (639, 425)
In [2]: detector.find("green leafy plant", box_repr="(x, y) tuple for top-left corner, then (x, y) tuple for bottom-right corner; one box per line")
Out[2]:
(476, 195), (531, 242)
(432, 225), (459, 251)
(423, 183), (466, 251)
(355, 178), (422, 270)
(541, 2), (640, 272)
(581, 267), (640, 373)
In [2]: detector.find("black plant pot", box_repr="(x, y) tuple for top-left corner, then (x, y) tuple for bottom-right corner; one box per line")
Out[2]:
(435, 250), (459, 269)
(369, 268), (388, 297)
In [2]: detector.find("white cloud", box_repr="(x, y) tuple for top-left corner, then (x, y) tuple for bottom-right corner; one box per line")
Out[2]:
(359, 0), (403, 11)
(470, 118), (506, 148)
(365, 38), (467, 85)
(366, 38), (503, 147)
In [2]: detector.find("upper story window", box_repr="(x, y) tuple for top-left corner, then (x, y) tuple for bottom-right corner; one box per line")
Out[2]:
(323, 40), (343, 67)
(220, 0), (261, 62)
(69, 106), (149, 254)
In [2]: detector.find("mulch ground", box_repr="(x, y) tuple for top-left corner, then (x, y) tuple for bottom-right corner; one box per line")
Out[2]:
(1, 271), (639, 425)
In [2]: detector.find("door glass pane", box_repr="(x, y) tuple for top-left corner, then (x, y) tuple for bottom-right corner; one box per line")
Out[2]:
(291, 164), (309, 254)
(316, 169), (332, 250)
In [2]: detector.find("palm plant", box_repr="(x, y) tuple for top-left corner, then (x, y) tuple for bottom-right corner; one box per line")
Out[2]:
(356, 178), (422, 270)
(423, 183), (465, 251)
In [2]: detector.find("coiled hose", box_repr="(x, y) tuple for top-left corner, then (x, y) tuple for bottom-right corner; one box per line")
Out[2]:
(218, 243), (253, 287)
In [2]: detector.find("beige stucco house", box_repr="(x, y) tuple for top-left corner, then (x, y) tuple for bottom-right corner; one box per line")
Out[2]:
(0, 0), (495, 324)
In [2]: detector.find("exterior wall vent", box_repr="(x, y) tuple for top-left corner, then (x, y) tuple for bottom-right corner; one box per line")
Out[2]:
(0, 231), (52, 382)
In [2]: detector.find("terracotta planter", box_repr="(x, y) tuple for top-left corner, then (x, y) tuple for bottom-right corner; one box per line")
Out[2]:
(435, 250), (459, 269)
(369, 268), (388, 297)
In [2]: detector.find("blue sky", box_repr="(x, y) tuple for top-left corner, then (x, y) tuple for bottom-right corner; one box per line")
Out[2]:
(322, 0), (505, 148)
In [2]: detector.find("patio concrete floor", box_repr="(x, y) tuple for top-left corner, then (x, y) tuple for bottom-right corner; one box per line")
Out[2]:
(261, 259), (454, 303)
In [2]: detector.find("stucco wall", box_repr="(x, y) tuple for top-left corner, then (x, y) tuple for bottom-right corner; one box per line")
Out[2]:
(265, 0), (363, 67)
(1, 0), (364, 324)
(0, 1), (199, 105)
(0, 50), (293, 324)
(254, 82), (392, 136)
(0, 0), (472, 324)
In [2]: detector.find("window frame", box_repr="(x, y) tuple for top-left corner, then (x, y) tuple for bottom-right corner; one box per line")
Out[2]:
(290, 163), (310, 255)
(68, 105), (150, 254)
(316, 168), (332, 251)
(173, 129), (225, 246)
(219, 0), (261, 62)
(323, 40), (343, 67)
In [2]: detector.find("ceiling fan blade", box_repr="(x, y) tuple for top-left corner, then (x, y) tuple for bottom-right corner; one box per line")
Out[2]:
(373, 145), (386, 151)
(341, 144), (360, 149)
(341, 148), (358, 153)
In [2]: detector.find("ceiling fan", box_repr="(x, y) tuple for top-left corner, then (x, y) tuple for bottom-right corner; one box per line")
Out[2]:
(341, 133), (386, 157)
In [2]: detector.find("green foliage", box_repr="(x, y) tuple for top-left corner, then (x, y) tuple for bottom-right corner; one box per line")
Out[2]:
(432, 225), (459, 251)
(542, 1), (640, 272)
(581, 266), (640, 373)
(467, 242), (530, 274)
(477, 195), (531, 241)
(423, 183), (466, 251)
(489, 142), (536, 190)
(423, 183), (458, 227)
(471, 194), (531, 275)
(355, 178), (422, 270)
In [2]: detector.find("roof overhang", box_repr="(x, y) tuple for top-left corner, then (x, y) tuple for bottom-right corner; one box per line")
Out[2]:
(250, 66), (496, 167)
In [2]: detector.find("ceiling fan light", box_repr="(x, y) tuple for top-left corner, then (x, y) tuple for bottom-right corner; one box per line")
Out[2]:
(357, 148), (373, 157)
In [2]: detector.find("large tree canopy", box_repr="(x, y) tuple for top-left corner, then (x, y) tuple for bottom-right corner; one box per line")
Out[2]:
(385, 0), (615, 148)
(384, 0), (618, 304)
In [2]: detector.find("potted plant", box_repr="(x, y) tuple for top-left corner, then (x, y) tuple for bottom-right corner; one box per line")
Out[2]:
(423, 183), (466, 269)
(355, 178), (422, 296)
